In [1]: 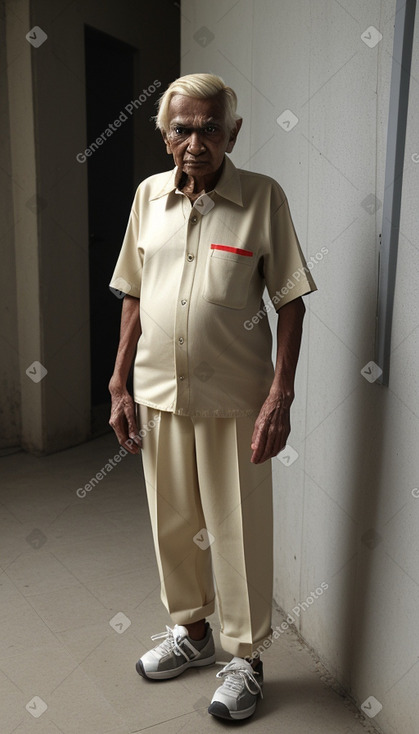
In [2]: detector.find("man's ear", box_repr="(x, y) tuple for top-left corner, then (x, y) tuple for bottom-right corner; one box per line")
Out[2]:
(161, 130), (172, 155)
(226, 118), (243, 154)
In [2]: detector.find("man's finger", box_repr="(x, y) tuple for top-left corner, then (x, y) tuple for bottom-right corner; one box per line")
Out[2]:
(125, 402), (140, 435)
(110, 416), (140, 454)
(250, 418), (261, 448)
(123, 435), (141, 454)
(252, 422), (289, 463)
(250, 431), (265, 461)
(128, 433), (142, 452)
(251, 430), (267, 463)
(255, 427), (276, 463)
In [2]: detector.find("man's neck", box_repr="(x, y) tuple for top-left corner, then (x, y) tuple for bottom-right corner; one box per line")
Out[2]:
(175, 159), (225, 200)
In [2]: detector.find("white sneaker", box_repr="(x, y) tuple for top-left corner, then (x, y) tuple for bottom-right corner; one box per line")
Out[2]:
(136, 623), (215, 680)
(208, 656), (263, 720)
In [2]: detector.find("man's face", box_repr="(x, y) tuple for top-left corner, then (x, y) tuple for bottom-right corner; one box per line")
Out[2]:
(163, 93), (242, 179)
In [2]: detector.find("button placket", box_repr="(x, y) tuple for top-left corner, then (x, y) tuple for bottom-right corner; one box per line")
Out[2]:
(173, 211), (201, 411)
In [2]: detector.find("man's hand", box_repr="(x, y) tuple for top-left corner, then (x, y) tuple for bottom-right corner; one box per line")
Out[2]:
(109, 387), (141, 454)
(251, 297), (306, 464)
(251, 395), (292, 464)
(108, 294), (142, 455)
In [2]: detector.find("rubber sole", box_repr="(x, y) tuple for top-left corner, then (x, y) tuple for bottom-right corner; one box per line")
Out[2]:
(136, 653), (216, 680)
(208, 700), (257, 720)
(208, 662), (263, 720)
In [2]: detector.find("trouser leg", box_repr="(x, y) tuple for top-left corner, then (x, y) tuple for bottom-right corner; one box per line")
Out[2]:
(194, 413), (274, 658)
(139, 405), (274, 657)
(138, 405), (215, 623)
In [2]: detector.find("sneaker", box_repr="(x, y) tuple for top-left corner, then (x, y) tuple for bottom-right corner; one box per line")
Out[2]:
(208, 656), (263, 720)
(136, 623), (215, 680)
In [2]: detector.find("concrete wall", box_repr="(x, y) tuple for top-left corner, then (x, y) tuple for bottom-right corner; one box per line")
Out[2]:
(181, 2), (419, 733)
(1, 0), (179, 453)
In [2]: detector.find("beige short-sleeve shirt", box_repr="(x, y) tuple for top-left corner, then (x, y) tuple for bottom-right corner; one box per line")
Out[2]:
(109, 155), (317, 417)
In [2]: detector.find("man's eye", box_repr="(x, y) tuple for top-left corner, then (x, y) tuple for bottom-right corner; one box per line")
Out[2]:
(171, 125), (217, 136)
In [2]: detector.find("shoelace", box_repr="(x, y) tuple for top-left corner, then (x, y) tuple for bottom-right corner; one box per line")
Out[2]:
(150, 625), (190, 661)
(216, 661), (263, 699)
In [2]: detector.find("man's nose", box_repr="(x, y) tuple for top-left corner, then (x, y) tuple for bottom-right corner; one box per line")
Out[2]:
(187, 131), (205, 154)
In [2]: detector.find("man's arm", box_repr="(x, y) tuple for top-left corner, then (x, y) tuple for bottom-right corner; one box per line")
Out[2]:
(250, 296), (306, 464)
(109, 294), (142, 454)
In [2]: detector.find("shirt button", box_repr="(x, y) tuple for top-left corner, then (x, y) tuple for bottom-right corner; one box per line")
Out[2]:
(190, 216), (198, 223)
(181, 299), (187, 305)
(179, 375), (185, 381)
(178, 337), (184, 345)
(187, 253), (194, 262)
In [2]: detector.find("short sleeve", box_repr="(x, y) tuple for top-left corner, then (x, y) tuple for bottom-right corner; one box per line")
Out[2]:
(109, 187), (143, 299)
(263, 183), (317, 309)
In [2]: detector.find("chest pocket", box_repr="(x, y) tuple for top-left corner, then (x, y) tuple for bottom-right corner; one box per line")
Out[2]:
(202, 244), (254, 310)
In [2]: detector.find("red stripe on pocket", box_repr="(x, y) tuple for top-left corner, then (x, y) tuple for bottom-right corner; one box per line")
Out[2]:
(210, 244), (253, 257)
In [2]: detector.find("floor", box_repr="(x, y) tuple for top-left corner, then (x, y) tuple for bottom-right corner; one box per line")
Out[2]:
(0, 432), (378, 734)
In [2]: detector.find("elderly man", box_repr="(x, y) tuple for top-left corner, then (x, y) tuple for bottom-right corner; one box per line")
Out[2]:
(109, 73), (316, 721)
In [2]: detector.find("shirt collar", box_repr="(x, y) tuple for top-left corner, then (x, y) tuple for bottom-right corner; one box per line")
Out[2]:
(148, 154), (244, 207)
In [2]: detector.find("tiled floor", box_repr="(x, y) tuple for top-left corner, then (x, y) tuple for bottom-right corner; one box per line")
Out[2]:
(0, 433), (376, 733)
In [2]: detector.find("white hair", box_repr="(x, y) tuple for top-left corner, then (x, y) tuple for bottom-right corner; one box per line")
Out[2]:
(155, 73), (240, 133)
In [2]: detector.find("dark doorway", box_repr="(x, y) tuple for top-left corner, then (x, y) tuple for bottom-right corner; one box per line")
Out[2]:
(84, 25), (136, 431)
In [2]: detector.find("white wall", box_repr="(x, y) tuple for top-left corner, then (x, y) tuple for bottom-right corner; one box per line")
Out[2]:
(181, 2), (419, 732)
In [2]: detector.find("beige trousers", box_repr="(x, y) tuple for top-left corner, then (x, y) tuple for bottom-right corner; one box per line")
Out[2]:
(138, 404), (274, 657)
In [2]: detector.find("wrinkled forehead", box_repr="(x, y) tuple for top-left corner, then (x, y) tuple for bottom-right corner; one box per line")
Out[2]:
(167, 93), (226, 127)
